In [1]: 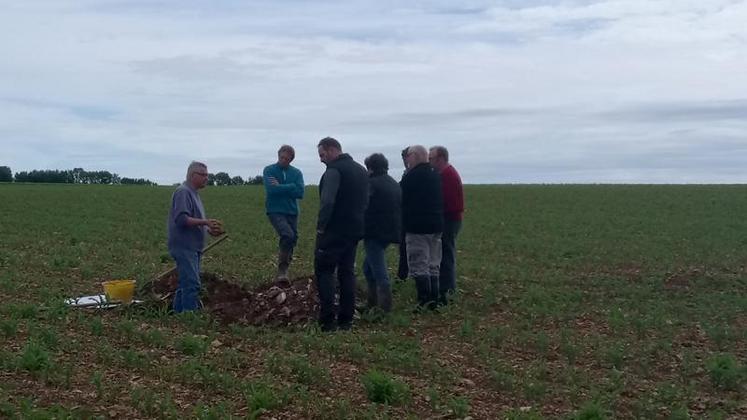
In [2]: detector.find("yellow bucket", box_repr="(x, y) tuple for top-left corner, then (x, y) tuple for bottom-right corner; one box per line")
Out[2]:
(102, 279), (136, 303)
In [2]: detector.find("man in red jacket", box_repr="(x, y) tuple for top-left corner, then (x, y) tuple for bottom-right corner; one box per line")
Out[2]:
(429, 146), (464, 305)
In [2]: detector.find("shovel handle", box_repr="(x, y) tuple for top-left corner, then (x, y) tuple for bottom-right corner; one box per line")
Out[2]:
(202, 233), (229, 253)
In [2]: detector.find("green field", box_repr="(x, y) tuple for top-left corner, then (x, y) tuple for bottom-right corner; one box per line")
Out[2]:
(1, 184), (746, 418)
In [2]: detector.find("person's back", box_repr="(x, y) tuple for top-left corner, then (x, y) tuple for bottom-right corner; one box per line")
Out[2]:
(362, 152), (401, 313)
(401, 162), (443, 234)
(365, 173), (401, 244)
(401, 145), (444, 311)
(321, 153), (369, 240)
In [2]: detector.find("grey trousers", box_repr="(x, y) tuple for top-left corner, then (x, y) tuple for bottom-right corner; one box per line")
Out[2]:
(405, 233), (442, 278)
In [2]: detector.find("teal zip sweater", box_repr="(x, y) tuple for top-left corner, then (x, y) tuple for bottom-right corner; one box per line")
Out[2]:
(263, 163), (305, 215)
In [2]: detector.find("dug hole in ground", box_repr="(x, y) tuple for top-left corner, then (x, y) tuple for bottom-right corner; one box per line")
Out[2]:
(153, 271), (329, 326)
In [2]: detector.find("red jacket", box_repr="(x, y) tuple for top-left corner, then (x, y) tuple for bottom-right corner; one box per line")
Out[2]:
(440, 164), (464, 221)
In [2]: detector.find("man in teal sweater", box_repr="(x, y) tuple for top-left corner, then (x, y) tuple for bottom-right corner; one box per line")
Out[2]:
(263, 145), (305, 286)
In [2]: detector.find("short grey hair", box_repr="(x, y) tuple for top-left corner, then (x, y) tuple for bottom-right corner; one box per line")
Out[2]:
(407, 145), (428, 164)
(186, 161), (207, 181)
(429, 145), (449, 162)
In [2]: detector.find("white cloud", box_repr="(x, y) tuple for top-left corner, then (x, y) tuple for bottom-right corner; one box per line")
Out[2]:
(1, 0), (746, 184)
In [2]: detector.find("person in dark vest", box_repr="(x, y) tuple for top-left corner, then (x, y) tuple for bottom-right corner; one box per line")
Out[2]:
(401, 145), (443, 311)
(362, 153), (402, 314)
(429, 146), (464, 305)
(314, 137), (369, 331)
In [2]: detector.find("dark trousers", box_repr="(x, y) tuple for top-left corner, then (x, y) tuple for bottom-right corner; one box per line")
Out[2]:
(267, 213), (298, 252)
(397, 231), (408, 280)
(314, 234), (359, 330)
(439, 218), (462, 295)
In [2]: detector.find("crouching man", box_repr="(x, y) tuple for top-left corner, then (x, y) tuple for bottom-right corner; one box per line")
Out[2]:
(167, 161), (224, 313)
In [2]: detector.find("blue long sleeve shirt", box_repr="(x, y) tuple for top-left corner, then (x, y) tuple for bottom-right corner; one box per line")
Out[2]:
(263, 163), (304, 215)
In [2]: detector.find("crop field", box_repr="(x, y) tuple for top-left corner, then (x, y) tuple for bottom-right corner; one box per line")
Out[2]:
(1, 183), (746, 419)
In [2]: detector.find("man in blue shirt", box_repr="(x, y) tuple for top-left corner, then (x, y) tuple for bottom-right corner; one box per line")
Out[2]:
(167, 161), (223, 313)
(263, 145), (305, 286)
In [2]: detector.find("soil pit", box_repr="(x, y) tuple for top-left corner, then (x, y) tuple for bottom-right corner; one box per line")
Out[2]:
(153, 272), (321, 326)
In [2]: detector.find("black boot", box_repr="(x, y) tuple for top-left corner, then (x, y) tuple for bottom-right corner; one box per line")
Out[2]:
(428, 275), (440, 310)
(438, 289), (448, 306)
(397, 242), (409, 281)
(437, 275), (449, 306)
(413, 275), (430, 312)
(378, 284), (392, 313)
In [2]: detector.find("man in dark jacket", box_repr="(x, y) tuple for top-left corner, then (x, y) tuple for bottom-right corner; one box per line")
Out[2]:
(401, 145), (443, 311)
(362, 153), (402, 313)
(315, 137), (369, 331)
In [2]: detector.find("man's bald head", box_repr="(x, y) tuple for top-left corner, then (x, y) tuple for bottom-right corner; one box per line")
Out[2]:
(407, 145), (428, 165)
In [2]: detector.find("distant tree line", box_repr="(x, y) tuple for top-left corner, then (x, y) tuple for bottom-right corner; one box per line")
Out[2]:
(1, 165), (263, 186)
(0, 166), (11, 182)
(0, 166), (156, 185)
(207, 172), (263, 186)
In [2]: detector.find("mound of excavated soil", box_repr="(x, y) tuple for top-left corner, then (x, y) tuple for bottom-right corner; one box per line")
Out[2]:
(153, 271), (321, 326)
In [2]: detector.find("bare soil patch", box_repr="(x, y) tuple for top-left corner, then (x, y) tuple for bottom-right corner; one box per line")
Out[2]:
(153, 272), (320, 327)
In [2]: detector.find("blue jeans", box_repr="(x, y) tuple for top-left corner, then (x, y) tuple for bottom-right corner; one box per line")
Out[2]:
(170, 249), (202, 313)
(268, 213), (298, 252)
(440, 219), (462, 295)
(363, 239), (391, 292)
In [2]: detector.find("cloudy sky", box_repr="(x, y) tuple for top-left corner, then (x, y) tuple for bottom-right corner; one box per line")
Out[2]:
(2, 0), (746, 184)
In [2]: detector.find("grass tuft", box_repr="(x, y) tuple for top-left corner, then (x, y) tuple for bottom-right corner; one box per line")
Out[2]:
(360, 369), (411, 405)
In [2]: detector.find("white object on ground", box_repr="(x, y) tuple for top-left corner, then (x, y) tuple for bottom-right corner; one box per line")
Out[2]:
(65, 294), (142, 309)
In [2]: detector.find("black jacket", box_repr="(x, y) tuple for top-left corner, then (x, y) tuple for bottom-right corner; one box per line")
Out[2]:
(318, 154), (369, 240)
(364, 173), (402, 243)
(400, 162), (443, 234)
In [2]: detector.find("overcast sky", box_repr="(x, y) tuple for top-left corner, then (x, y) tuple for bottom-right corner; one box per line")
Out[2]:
(2, 0), (746, 184)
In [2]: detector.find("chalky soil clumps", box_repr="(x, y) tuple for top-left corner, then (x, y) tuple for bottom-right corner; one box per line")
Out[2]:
(153, 272), (321, 326)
